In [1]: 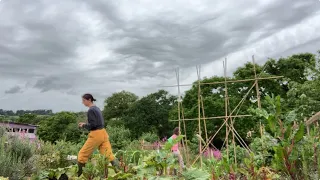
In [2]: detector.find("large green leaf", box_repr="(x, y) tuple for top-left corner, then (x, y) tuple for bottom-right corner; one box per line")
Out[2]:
(293, 124), (305, 143)
(284, 125), (292, 140)
(272, 146), (285, 170)
(267, 115), (277, 134)
(164, 135), (184, 151)
(285, 111), (297, 124)
(275, 96), (282, 117)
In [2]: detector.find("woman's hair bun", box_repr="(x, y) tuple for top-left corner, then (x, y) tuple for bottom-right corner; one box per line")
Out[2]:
(82, 93), (96, 102)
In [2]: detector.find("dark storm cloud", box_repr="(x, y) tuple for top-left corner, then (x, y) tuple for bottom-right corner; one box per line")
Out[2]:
(33, 76), (73, 92)
(4, 86), (23, 94)
(84, 1), (123, 28)
(96, 0), (320, 77)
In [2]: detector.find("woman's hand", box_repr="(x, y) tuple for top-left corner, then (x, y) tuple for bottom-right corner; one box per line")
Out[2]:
(78, 122), (86, 128)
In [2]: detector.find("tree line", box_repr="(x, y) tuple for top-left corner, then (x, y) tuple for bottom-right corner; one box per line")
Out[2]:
(1, 52), (320, 150)
(0, 109), (53, 116)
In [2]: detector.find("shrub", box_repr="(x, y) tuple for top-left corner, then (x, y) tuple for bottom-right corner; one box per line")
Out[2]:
(8, 136), (34, 161)
(24, 154), (42, 177)
(125, 140), (142, 151)
(106, 125), (131, 151)
(188, 135), (200, 154)
(140, 132), (159, 143)
(0, 136), (25, 180)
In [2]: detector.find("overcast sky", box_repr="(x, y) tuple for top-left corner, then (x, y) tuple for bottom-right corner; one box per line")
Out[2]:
(0, 0), (320, 112)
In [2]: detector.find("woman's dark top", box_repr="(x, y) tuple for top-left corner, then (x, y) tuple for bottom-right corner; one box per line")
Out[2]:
(83, 106), (105, 131)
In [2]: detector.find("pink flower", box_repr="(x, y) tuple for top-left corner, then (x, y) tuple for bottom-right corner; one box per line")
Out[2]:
(202, 148), (222, 160)
(162, 136), (167, 142)
(213, 150), (222, 160)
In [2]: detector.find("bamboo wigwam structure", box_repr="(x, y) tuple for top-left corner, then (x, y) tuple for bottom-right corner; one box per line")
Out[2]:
(164, 55), (284, 167)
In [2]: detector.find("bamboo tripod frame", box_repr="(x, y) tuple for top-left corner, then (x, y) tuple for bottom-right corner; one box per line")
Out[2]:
(168, 55), (283, 167)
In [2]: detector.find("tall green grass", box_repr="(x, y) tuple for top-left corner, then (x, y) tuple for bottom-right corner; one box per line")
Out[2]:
(0, 134), (26, 179)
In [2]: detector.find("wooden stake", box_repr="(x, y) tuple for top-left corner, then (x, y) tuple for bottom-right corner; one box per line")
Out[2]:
(175, 68), (190, 167)
(252, 55), (263, 137)
(305, 111), (320, 126)
(175, 69), (181, 135)
(305, 118), (310, 136)
(200, 95), (210, 158)
(169, 114), (252, 121)
(181, 103), (190, 166)
(252, 55), (261, 109)
(227, 89), (237, 165)
(196, 65), (203, 167)
(161, 76), (283, 88)
(223, 59), (237, 164)
(223, 59), (229, 161)
(141, 139), (144, 150)
(200, 95), (209, 147)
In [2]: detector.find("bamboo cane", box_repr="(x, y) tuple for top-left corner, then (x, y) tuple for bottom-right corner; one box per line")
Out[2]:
(196, 65), (203, 167)
(223, 59), (230, 161)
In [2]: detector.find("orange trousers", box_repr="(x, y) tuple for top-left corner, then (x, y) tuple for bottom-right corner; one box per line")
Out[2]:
(78, 129), (115, 164)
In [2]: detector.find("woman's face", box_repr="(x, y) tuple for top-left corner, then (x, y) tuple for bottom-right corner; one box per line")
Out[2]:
(82, 98), (90, 107)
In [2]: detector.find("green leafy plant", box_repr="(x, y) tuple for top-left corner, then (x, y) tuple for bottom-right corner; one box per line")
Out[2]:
(203, 157), (225, 179)
(250, 132), (278, 167)
(37, 140), (80, 169)
(237, 152), (280, 180)
(38, 165), (77, 180)
(181, 168), (210, 180)
(253, 95), (305, 179)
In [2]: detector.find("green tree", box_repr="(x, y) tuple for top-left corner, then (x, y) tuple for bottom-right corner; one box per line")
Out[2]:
(233, 62), (286, 98)
(123, 90), (176, 138)
(286, 78), (320, 120)
(264, 53), (316, 84)
(103, 91), (138, 123)
(16, 114), (38, 124)
(37, 112), (81, 143)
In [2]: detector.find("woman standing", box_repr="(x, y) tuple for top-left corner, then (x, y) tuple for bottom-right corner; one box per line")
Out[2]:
(77, 93), (119, 176)
(168, 127), (185, 172)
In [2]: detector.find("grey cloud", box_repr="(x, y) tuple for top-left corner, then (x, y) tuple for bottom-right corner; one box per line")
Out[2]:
(0, 0), (89, 79)
(84, 1), (123, 28)
(0, 0), (319, 111)
(5, 86), (23, 94)
(233, 0), (319, 43)
(274, 37), (320, 57)
(33, 76), (73, 92)
(99, 0), (319, 78)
